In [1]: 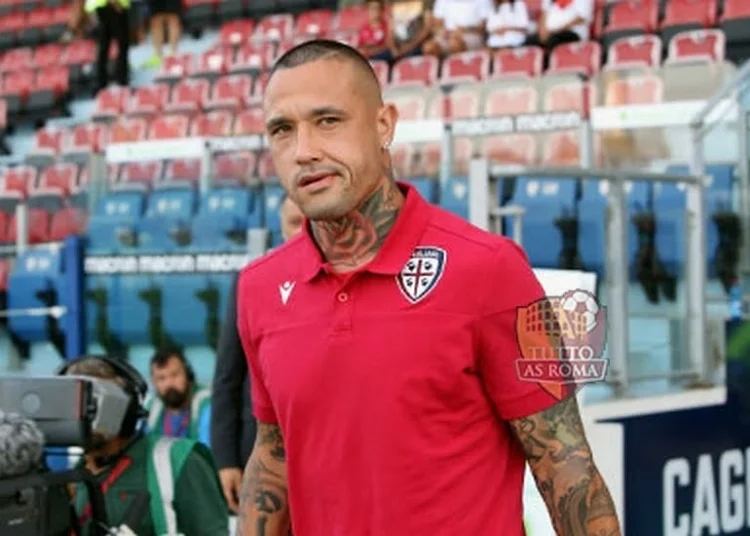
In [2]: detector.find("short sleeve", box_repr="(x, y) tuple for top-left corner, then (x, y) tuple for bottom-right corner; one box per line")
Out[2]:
(476, 241), (562, 421)
(237, 271), (279, 424)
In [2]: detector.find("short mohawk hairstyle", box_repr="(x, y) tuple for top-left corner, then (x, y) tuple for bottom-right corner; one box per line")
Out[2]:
(269, 39), (381, 87)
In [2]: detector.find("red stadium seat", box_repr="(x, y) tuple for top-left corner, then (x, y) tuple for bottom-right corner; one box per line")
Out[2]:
(49, 4), (70, 37)
(26, 127), (63, 166)
(109, 117), (149, 144)
(253, 14), (294, 42)
(391, 55), (439, 87)
(93, 86), (130, 121)
(370, 59), (389, 87)
(295, 9), (334, 37)
(20, 7), (52, 45)
(492, 47), (543, 78)
(604, 73), (663, 105)
(722, 0), (750, 19)
(205, 74), (253, 111)
(482, 134), (537, 165)
(721, 0), (750, 55)
(249, 72), (270, 104)
(29, 65), (69, 109)
(155, 54), (194, 83)
(661, 0), (717, 40)
(544, 81), (597, 113)
(37, 162), (79, 195)
(191, 46), (234, 80)
(0, 210), (9, 244)
(79, 163), (120, 187)
(120, 162), (163, 186)
(603, 1), (659, 46)
(190, 110), (234, 136)
(666, 29), (725, 63)
(0, 46), (32, 72)
(441, 51), (490, 83)
(164, 158), (201, 182)
(0, 258), (8, 290)
(0, 12), (27, 48)
(149, 114), (190, 139)
(60, 39), (96, 80)
(427, 88), (480, 119)
(543, 131), (588, 165)
(336, 5), (368, 32)
(49, 206), (86, 241)
(32, 42), (62, 69)
(165, 78), (210, 114)
(606, 35), (662, 70)
(233, 107), (264, 136)
(7, 208), (50, 244)
(548, 41), (602, 77)
(213, 151), (255, 184)
(484, 86), (538, 115)
(1, 69), (34, 113)
(128, 83), (170, 117)
(417, 138), (474, 177)
(2, 165), (37, 195)
(387, 92), (427, 120)
(219, 19), (255, 47)
(230, 43), (275, 74)
(61, 122), (109, 162)
(390, 144), (416, 179)
(255, 151), (276, 180)
(328, 29), (358, 47)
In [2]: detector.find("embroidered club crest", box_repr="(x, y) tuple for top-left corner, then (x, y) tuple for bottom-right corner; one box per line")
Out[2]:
(396, 246), (447, 304)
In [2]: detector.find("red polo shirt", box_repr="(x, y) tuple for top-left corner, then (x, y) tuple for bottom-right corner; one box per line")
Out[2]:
(237, 183), (562, 536)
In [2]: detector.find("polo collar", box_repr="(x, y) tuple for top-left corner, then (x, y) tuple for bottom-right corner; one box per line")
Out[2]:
(298, 182), (433, 282)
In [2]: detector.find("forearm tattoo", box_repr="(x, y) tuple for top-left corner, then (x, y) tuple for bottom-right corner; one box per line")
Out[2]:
(509, 396), (622, 536)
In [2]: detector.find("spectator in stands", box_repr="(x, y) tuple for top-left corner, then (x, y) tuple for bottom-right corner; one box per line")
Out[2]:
(486, 0), (530, 50)
(86, 0), (130, 93)
(422, 0), (492, 57)
(143, 0), (182, 68)
(211, 195), (303, 514)
(145, 347), (212, 447)
(528, 0), (593, 51)
(359, 0), (394, 61)
(60, 355), (228, 536)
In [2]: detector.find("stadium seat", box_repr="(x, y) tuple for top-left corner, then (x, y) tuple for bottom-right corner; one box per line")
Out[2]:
(92, 86), (130, 121)
(427, 87), (480, 119)
(28, 65), (69, 112)
(165, 78), (210, 114)
(183, 0), (216, 35)
(25, 127), (64, 167)
(19, 6), (52, 46)
(543, 80), (597, 113)
(0, 46), (32, 72)
(190, 46), (234, 81)
(219, 19), (255, 47)
(415, 137), (474, 182)
(205, 74), (253, 111)
(577, 179), (649, 275)
(547, 41), (602, 77)
(328, 29), (358, 48)
(158, 274), (212, 345)
(27, 186), (64, 213)
(109, 117), (149, 144)
(149, 114), (190, 140)
(7, 207), (51, 243)
(128, 83), (170, 117)
(0, 258), (8, 291)
(263, 182), (286, 246)
(543, 131), (590, 165)
(256, 151), (276, 181)
(661, 0), (718, 46)
(233, 107), (265, 136)
(484, 85), (538, 115)
(253, 13), (294, 42)
(2, 165), (38, 195)
(391, 144), (416, 179)
(249, 72), (270, 104)
(32, 42), (62, 69)
(87, 188), (147, 253)
(1, 69), (34, 114)
(336, 5), (368, 33)
(441, 50), (490, 83)
(605, 35), (663, 70)
(385, 91), (427, 120)
(48, 5), (69, 40)
(216, 0), (244, 22)
(7, 248), (62, 342)
(110, 273), (153, 345)
(0, 12), (26, 49)
(213, 151), (255, 185)
(491, 46), (543, 78)
(439, 176), (469, 219)
(603, 73), (664, 105)
(191, 186), (261, 251)
(60, 39), (95, 82)
(154, 54), (194, 84)
(482, 134), (537, 165)
(61, 122), (108, 164)
(36, 162), (78, 195)
(120, 162), (163, 187)
(602, 1), (659, 47)
(164, 158), (202, 183)
(505, 177), (577, 268)
(230, 43), (275, 75)
(0, 191), (22, 235)
(370, 59), (389, 87)
(391, 55), (439, 87)
(665, 28), (725, 63)
(721, 0), (750, 62)
(190, 110), (234, 136)
(136, 184), (197, 253)
(295, 9), (334, 37)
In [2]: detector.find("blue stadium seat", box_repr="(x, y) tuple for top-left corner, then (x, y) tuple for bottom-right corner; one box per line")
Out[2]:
(87, 187), (147, 254)
(406, 178), (437, 203)
(137, 184), (197, 253)
(212, 273), (235, 326)
(7, 249), (63, 342)
(190, 186), (262, 252)
(504, 178), (577, 268)
(110, 275), (153, 345)
(578, 180), (650, 277)
(159, 274), (211, 345)
(439, 177), (469, 220)
(263, 183), (286, 247)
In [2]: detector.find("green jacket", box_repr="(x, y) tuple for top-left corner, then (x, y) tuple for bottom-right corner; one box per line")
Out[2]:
(85, 0), (130, 13)
(145, 386), (212, 443)
(73, 434), (228, 536)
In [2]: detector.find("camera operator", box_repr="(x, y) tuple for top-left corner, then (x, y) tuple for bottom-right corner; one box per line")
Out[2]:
(60, 355), (228, 536)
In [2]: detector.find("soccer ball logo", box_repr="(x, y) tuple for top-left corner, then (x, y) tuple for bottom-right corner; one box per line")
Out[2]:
(560, 290), (600, 337)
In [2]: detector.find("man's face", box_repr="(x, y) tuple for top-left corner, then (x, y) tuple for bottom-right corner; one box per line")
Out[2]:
(368, 1), (383, 23)
(280, 197), (304, 241)
(151, 356), (190, 409)
(263, 57), (397, 221)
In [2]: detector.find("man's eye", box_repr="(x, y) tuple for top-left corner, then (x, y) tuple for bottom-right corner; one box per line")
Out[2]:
(320, 117), (339, 126)
(270, 125), (290, 136)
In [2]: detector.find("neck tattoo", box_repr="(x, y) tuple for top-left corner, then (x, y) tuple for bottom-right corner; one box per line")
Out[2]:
(312, 178), (404, 272)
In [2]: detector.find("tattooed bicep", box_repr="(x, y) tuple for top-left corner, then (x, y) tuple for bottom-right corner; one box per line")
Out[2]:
(256, 422), (286, 462)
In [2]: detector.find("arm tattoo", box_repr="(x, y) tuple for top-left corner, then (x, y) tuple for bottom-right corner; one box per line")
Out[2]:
(509, 396), (622, 536)
(312, 177), (403, 270)
(237, 423), (289, 536)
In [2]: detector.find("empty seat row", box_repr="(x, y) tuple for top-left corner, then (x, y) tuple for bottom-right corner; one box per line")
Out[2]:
(0, 65), (69, 114)
(0, 5), (69, 49)
(1, 162), (85, 195)
(0, 204), (86, 244)
(0, 40), (96, 74)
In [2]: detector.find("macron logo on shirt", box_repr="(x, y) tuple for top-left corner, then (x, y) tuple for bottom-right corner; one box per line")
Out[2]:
(279, 281), (295, 305)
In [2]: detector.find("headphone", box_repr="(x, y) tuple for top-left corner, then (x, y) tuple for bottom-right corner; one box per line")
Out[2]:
(56, 355), (149, 439)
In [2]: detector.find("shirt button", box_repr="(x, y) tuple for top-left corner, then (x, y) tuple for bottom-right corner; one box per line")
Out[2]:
(337, 292), (349, 303)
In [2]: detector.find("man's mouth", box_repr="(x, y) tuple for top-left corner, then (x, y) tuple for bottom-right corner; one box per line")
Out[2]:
(299, 173), (334, 188)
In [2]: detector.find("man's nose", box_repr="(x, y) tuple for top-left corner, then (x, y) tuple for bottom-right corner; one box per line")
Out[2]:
(294, 124), (322, 165)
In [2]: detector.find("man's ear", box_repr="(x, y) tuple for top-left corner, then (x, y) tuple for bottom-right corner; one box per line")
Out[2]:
(377, 102), (399, 149)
